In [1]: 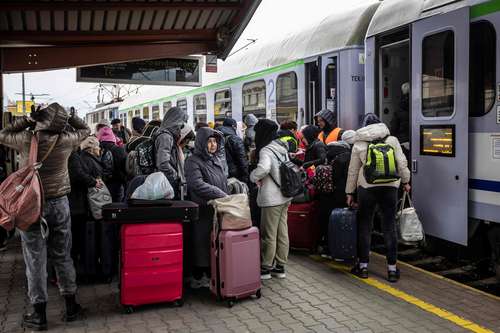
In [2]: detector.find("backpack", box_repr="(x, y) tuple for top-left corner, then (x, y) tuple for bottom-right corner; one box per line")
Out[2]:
(364, 137), (400, 184)
(313, 163), (334, 194)
(136, 138), (156, 175)
(268, 149), (304, 198)
(101, 147), (114, 182)
(0, 134), (58, 233)
(125, 150), (141, 178)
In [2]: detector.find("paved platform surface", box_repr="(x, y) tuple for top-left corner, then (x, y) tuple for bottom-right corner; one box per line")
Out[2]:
(0, 239), (498, 333)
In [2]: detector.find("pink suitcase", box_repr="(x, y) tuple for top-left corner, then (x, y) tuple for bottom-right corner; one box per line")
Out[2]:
(121, 223), (183, 313)
(210, 227), (262, 307)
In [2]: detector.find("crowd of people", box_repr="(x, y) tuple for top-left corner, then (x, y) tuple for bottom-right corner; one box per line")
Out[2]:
(0, 103), (410, 331)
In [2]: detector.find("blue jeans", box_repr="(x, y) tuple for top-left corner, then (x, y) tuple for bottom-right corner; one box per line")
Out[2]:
(357, 187), (398, 265)
(20, 196), (77, 304)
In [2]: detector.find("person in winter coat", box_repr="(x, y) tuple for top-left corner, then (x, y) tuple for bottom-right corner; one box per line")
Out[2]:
(155, 107), (188, 198)
(68, 136), (105, 265)
(0, 103), (89, 330)
(243, 113), (258, 154)
(219, 118), (249, 183)
(97, 126), (127, 202)
(129, 117), (146, 143)
(111, 118), (131, 144)
(250, 119), (293, 280)
(315, 109), (344, 144)
(185, 127), (229, 288)
(301, 125), (327, 169)
(177, 124), (195, 199)
(346, 113), (411, 282)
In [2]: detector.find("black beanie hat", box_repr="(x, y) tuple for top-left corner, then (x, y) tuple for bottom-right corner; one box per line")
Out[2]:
(132, 117), (146, 133)
(254, 119), (278, 160)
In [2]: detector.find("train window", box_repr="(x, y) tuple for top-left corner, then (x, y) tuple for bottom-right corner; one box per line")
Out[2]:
(163, 101), (172, 115)
(177, 99), (188, 115)
(421, 30), (454, 117)
(194, 94), (207, 124)
(243, 80), (266, 119)
(214, 89), (232, 120)
(276, 72), (298, 123)
(134, 109), (140, 117)
(325, 58), (337, 114)
(142, 106), (150, 121)
(152, 105), (160, 120)
(470, 21), (496, 117)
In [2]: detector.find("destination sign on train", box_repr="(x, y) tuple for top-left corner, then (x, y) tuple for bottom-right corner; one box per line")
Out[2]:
(76, 57), (201, 87)
(420, 125), (455, 157)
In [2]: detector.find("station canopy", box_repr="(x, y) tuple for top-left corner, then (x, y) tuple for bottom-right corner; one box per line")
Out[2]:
(0, 0), (261, 73)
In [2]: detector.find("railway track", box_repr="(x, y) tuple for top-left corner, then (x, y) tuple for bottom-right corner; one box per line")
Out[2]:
(371, 237), (500, 297)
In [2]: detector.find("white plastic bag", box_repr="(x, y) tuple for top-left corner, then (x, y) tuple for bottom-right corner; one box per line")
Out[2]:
(131, 172), (174, 200)
(396, 192), (424, 244)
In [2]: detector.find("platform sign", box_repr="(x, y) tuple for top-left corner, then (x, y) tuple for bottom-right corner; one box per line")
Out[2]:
(12, 101), (34, 116)
(77, 57), (202, 87)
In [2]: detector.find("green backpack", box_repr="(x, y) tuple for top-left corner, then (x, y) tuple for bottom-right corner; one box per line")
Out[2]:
(364, 137), (400, 184)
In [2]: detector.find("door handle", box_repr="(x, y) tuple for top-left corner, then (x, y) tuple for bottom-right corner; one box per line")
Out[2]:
(412, 160), (417, 173)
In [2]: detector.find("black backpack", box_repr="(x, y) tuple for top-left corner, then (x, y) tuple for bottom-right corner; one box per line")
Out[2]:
(101, 148), (114, 182)
(136, 138), (156, 175)
(268, 149), (304, 198)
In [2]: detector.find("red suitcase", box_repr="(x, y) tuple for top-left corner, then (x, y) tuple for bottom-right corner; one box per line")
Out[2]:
(210, 227), (261, 307)
(287, 201), (320, 252)
(120, 223), (184, 313)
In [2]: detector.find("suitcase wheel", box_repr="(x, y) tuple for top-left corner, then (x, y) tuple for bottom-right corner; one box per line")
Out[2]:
(256, 289), (262, 299)
(124, 306), (134, 315)
(174, 299), (184, 307)
(227, 300), (235, 308)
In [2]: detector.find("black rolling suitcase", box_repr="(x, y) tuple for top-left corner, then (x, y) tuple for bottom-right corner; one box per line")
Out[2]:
(328, 208), (357, 261)
(75, 219), (117, 283)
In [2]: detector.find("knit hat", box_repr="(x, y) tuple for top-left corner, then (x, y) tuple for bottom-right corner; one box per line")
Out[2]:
(223, 118), (237, 128)
(301, 125), (321, 144)
(314, 109), (336, 127)
(341, 130), (357, 145)
(132, 117), (146, 133)
(80, 135), (100, 151)
(362, 113), (381, 127)
(97, 126), (117, 143)
(179, 124), (194, 143)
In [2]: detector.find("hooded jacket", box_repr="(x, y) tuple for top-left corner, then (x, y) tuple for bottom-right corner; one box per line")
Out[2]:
(315, 109), (344, 144)
(185, 127), (228, 206)
(155, 107), (188, 193)
(326, 141), (351, 206)
(250, 139), (293, 207)
(218, 120), (249, 182)
(345, 123), (411, 194)
(0, 103), (90, 199)
(244, 114), (258, 153)
(302, 125), (326, 169)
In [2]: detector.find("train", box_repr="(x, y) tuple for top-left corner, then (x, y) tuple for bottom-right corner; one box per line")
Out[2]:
(87, 0), (500, 274)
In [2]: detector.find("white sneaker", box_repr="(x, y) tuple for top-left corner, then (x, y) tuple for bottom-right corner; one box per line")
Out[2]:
(200, 275), (211, 288)
(189, 277), (203, 289)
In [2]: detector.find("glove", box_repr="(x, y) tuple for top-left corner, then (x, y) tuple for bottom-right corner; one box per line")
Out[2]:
(30, 105), (45, 122)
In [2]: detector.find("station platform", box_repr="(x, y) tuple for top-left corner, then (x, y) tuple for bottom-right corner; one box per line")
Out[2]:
(0, 239), (499, 333)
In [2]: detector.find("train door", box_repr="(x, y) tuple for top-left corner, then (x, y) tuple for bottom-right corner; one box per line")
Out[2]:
(411, 7), (469, 245)
(305, 59), (321, 125)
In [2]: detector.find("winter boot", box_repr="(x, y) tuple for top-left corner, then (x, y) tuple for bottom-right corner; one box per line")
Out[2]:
(22, 302), (48, 331)
(62, 294), (83, 322)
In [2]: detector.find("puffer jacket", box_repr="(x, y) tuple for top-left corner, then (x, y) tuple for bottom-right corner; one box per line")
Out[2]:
(0, 103), (90, 199)
(218, 125), (249, 183)
(345, 123), (411, 194)
(100, 141), (127, 184)
(68, 150), (103, 215)
(250, 139), (293, 207)
(155, 107), (188, 193)
(327, 141), (351, 206)
(185, 127), (228, 206)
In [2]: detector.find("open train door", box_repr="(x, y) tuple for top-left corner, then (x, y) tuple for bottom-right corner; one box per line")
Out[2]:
(411, 7), (469, 245)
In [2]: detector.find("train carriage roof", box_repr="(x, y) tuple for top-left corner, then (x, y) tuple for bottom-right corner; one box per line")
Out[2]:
(119, 1), (380, 112)
(366, 0), (490, 38)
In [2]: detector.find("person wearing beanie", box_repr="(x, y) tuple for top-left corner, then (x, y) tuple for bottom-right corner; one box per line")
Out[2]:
(131, 117), (146, 137)
(250, 119), (293, 280)
(346, 113), (411, 283)
(315, 109), (344, 144)
(301, 125), (326, 169)
(97, 127), (127, 202)
(219, 118), (249, 183)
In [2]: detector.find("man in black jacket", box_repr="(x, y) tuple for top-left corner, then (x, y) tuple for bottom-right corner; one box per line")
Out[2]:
(218, 118), (249, 183)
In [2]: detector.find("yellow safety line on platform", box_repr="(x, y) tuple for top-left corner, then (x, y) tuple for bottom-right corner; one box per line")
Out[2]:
(371, 252), (500, 302)
(310, 256), (494, 333)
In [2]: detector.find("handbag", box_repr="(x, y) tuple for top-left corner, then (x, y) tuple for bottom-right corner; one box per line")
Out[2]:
(87, 183), (112, 220)
(209, 194), (252, 231)
(396, 192), (424, 244)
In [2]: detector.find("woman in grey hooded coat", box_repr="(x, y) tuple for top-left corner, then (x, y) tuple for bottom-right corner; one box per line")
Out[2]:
(155, 107), (188, 198)
(185, 127), (229, 288)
